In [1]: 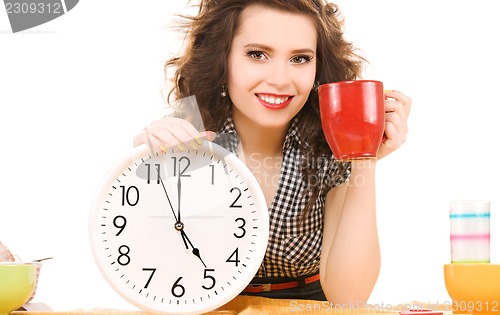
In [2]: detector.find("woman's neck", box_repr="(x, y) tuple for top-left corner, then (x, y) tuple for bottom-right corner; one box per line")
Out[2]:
(233, 116), (288, 157)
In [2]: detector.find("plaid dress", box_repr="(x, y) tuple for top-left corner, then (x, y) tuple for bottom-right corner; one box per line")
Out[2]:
(215, 116), (351, 278)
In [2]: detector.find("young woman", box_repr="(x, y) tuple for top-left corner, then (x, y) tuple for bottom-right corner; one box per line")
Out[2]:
(134, 0), (411, 304)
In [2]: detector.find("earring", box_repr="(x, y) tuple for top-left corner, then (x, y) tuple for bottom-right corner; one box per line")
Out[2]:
(313, 81), (320, 91)
(220, 85), (227, 97)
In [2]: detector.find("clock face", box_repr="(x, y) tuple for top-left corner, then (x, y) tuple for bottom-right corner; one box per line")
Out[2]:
(89, 142), (269, 314)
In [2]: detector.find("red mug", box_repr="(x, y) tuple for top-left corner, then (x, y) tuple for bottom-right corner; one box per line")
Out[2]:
(318, 80), (385, 161)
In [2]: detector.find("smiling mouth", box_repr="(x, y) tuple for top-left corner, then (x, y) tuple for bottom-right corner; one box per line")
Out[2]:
(256, 94), (293, 109)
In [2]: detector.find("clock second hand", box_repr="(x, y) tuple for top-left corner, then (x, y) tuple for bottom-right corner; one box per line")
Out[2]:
(159, 177), (178, 222)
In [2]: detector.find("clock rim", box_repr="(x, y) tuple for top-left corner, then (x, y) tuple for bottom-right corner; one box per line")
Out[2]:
(88, 142), (269, 314)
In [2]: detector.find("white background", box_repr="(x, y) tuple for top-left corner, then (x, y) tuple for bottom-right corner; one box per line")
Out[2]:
(1, 0), (499, 311)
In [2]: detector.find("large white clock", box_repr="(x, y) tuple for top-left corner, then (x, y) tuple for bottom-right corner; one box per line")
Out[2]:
(89, 141), (269, 314)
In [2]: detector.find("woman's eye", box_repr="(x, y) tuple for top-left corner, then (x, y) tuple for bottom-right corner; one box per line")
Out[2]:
(248, 51), (267, 61)
(291, 55), (313, 64)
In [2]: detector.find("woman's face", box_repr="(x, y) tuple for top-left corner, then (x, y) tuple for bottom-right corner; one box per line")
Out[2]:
(227, 4), (317, 131)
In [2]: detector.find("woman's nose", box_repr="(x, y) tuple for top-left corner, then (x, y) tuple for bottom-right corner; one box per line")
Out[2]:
(265, 61), (291, 88)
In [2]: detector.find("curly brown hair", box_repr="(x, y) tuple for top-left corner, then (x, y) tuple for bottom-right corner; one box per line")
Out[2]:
(165, 0), (366, 215)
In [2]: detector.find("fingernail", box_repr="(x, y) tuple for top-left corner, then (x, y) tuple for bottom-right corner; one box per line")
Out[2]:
(195, 137), (203, 145)
(177, 143), (186, 151)
(188, 140), (198, 150)
(160, 144), (167, 152)
(384, 90), (392, 93)
(207, 131), (217, 141)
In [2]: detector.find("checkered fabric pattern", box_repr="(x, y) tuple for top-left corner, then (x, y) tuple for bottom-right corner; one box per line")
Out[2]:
(215, 117), (351, 278)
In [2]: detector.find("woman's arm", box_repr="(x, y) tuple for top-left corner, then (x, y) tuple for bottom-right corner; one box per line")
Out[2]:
(319, 90), (411, 304)
(320, 159), (380, 305)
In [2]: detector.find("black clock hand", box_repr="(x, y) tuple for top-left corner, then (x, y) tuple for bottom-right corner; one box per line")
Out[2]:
(180, 231), (189, 250)
(177, 170), (181, 223)
(174, 166), (191, 250)
(180, 229), (207, 268)
(167, 160), (205, 267)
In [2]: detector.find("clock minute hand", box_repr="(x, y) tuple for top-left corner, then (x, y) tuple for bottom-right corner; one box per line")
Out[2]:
(177, 171), (181, 223)
(175, 170), (191, 250)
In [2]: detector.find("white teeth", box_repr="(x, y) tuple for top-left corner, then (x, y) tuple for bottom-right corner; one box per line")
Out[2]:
(258, 94), (288, 105)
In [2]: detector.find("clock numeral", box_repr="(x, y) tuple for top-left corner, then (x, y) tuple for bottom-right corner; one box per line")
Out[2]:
(145, 163), (161, 184)
(233, 218), (246, 238)
(117, 245), (131, 266)
(120, 185), (139, 206)
(229, 187), (242, 208)
(171, 156), (191, 177)
(113, 215), (127, 236)
(226, 248), (240, 267)
(171, 276), (186, 298)
(142, 268), (156, 289)
(202, 268), (216, 290)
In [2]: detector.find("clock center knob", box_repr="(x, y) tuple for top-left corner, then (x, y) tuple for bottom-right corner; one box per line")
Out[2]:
(174, 221), (184, 231)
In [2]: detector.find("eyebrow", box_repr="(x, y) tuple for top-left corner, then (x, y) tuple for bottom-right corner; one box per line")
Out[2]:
(243, 43), (315, 54)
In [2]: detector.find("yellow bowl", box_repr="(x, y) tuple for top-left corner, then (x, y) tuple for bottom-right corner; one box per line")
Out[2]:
(444, 264), (500, 314)
(0, 262), (37, 315)
(25, 262), (42, 303)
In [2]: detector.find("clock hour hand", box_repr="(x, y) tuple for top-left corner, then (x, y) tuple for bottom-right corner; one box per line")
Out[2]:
(179, 225), (189, 250)
(180, 229), (207, 268)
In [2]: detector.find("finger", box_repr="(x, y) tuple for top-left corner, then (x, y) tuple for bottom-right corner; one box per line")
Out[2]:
(199, 131), (217, 142)
(378, 130), (395, 160)
(149, 134), (167, 153)
(384, 121), (398, 140)
(384, 100), (409, 137)
(385, 111), (406, 137)
(152, 128), (190, 152)
(384, 112), (408, 150)
(384, 90), (412, 115)
(166, 118), (217, 149)
(385, 112), (407, 133)
(137, 130), (218, 153)
(169, 118), (205, 144)
(156, 120), (196, 143)
(153, 128), (218, 152)
(148, 118), (199, 151)
(384, 99), (404, 114)
(163, 130), (218, 151)
(131, 122), (186, 153)
(132, 127), (161, 152)
(135, 117), (218, 153)
(135, 129), (166, 153)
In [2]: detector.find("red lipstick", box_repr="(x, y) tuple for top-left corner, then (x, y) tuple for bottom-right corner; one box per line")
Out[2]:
(255, 94), (293, 110)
